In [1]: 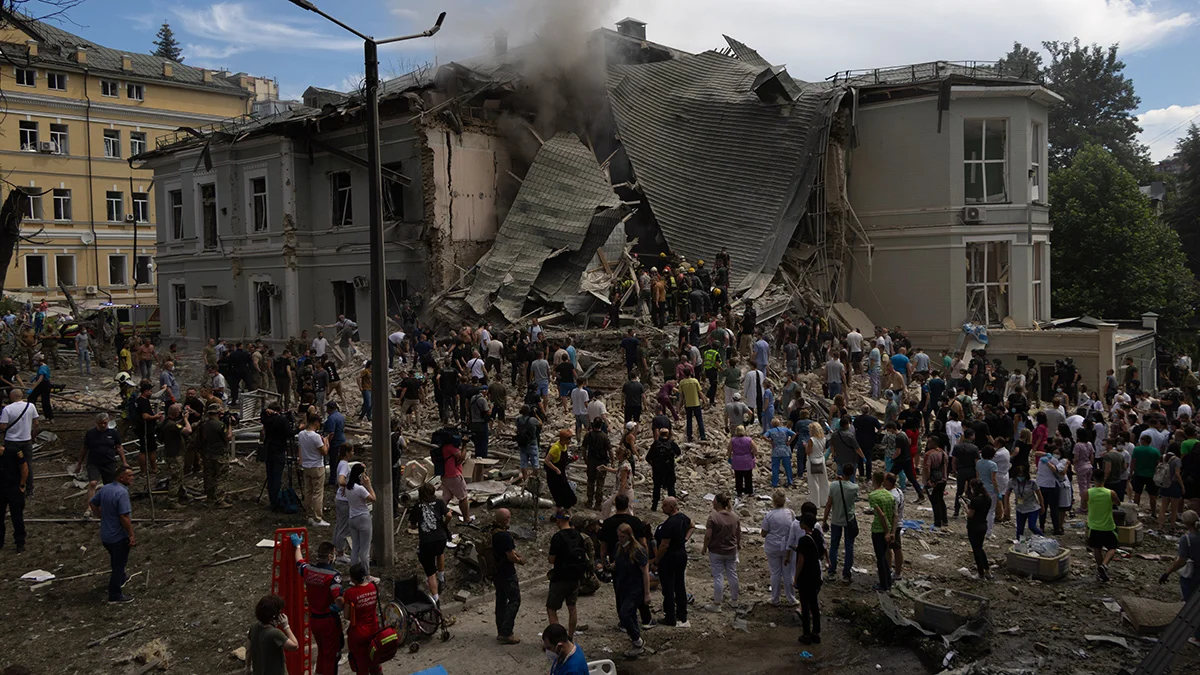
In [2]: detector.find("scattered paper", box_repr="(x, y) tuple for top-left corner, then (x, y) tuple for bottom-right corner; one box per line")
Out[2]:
(255, 539), (275, 548)
(704, 493), (716, 501)
(1085, 635), (1133, 651)
(852, 567), (869, 575)
(1102, 600), (1121, 613)
(20, 570), (55, 582)
(922, 554), (941, 560)
(998, 626), (1022, 635)
(942, 651), (957, 668)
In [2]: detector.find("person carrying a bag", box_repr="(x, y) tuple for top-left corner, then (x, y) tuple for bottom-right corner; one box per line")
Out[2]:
(1159, 510), (1200, 644)
(822, 463), (860, 583)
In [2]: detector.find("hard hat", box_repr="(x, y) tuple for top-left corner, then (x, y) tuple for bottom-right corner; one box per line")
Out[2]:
(714, 288), (722, 295)
(659, 252), (667, 258)
(115, 372), (132, 385)
(650, 267), (658, 272)
(688, 267), (696, 273)
(698, 260), (705, 266)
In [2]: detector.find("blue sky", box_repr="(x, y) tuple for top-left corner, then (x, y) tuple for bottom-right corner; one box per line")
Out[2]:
(51, 0), (1200, 161)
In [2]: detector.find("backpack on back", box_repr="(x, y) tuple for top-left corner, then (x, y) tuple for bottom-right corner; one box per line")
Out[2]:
(1153, 457), (1174, 489)
(514, 416), (536, 448)
(554, 530), (591, 582)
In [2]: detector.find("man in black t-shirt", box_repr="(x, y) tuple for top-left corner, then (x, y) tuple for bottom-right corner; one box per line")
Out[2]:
(652, 497), (694, 626)
(952, 429), (981, 517)
(273, 350), (294, 410)
(599, 494), (646, 563)
(622, 374), (645, 424)
(77, 413), (124, 506)
(489, 508), (524, 643)
(547, 511), (586, 638)
(793, 513), (824, 644)
(397, 372), (423, 425)
(0, 357), (21, 401)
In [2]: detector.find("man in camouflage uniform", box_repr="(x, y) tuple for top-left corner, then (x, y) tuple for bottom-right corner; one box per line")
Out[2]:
(157, 403), (192, 507)
(197, 402), (233, 508)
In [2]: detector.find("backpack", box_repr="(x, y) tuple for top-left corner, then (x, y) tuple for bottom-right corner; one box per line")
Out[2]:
(1153, 457), (1173, 489)
(123, 392), (140, 421)
(928, 451), (946, 484)
(554, 530), (591, 582)
(368, 627), (400, 665)
(277, 485), (301, 514)
(514, 416), (536, 448)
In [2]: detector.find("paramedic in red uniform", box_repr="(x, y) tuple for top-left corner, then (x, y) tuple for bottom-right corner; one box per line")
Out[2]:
(291, 534), (343, 675)
(339, 563), (381, 675)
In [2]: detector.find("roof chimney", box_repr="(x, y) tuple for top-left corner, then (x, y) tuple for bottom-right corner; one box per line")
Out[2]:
(616, 17), (647, 40)
(25, 40), (38, 58)
(74, 45), (87, 64)
(1141, 312), (1159, 333)
(202, 69), (213, 83)
(121, 54), (132, 71)
(162, 61), (173, 78)
(494, 29), (508, 56)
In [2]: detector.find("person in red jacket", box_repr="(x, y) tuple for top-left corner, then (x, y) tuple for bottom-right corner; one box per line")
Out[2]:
(339, 563), (381, 675)
(291, 534), (343, 675)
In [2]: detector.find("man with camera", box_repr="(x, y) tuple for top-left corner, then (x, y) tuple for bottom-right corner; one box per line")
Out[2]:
(197, 402), (233, 509)
(261, 402), (293, 512)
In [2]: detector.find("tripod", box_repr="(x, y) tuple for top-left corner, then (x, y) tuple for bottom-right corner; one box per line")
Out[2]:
(257, 443), (301, 507)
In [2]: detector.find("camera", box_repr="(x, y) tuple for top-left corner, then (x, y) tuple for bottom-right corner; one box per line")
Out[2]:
(221, 410), (241, 427)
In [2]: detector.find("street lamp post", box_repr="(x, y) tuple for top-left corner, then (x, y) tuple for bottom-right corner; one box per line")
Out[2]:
(287, 0), (446, 566)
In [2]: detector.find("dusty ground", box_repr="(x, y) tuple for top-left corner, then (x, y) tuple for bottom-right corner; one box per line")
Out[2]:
(1, 337), (1198, 675)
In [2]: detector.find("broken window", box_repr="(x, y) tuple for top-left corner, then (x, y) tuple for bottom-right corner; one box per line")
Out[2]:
(200, 183), (218, 248)
(332, 280), (357, 321)
(383, 162), (405, 221)
(964, 119), (1007, 204)
(1032, 242), (1046, 322)
(331, 171), (352, 226)
(1030, 122), (1043, 203)
(254, 281), (274, 336)
(965, 241), (1010, 327)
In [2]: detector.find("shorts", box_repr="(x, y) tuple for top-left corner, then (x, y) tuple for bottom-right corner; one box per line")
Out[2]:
(492, 405), (506, 422)
(520, 444), (540, 470)
(1161, 482), (1183, 499)
(1131, 475), (1159, 497)
(851, 351), (863, 364)
(442, 475), (468, 501)
(536, 381), (549, 397)
(417, 540), (447, 577)
(400, 398), (419, 415)
(558, 382), (577, 398)
(87, 460), (121, 484)
(1087, 528), (1119, 551)
(546, 579), (580, 610)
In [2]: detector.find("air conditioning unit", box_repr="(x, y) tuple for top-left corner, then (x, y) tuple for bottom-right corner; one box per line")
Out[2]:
(37, 141), (55, 153)
(961, 206), (987, 224)
(124, 214), (136, 223)
(84, 285), (98, 295)
(352, 276), (369, 289)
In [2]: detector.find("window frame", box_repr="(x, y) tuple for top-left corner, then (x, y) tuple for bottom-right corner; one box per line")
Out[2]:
(22, 187), (42, 220)
(24, 254), (46, 287)
(103, 129), (121, 158)
(253, 280), (275, 336)
(134, 255), (153, 285)
(100, 79), (119, 97)
(105, 190), (124, 222)
(46, 71), (66, 91)
(52, 188), (71, 221)
(172, 283), (187, 334)
(129, 131), (147, 157)
(18, 120), (37, 150)
(199, 183), (218, 249)
(963, 118), (1009, 205)
(126, 83), (145, 101)
(330, 171), (353, 227)
(54, 254), (76, 287)
(14, 67), (35, 87)
(108, 254), (128, 286)
(250, 175), (268, 232)
(132, 192), (150, 223)
(964, 240), (1011, 328)
(168, 189), (184, 240)
(1032, 241), (1046, 323)
(1030, 122), (1043, 204)
(49, 123), (68, 154)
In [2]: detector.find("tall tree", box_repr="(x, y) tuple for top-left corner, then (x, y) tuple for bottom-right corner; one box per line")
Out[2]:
(997, 41), (1043, 80)
(1050, 144), (1195, 332)
(1041, 39), (1148, 177)
(152, 21), (183, 62)
(1167, 124), (1200, 276)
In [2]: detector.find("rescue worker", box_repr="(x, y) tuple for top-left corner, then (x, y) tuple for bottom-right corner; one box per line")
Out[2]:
(715, 247), (731, 271)
(292, 534), (344, 675)
(696, 260), (712, 291)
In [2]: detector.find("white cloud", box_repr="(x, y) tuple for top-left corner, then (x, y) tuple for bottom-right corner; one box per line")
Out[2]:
(174, 1), (362, 60)
(1138, 103), (1200, 160)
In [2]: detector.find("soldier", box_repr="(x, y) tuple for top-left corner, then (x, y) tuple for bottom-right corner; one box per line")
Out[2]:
(158, 403), (192, 507)
(196, 402), (233, 508)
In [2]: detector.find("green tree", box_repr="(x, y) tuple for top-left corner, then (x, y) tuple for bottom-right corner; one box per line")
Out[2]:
(1041, 39), (1148, 177)
(996, 41), (1042, 80)
(152, 21), (183, 62)
(1167, 124), (1200, 276)
(1050, 145), (1195, 332)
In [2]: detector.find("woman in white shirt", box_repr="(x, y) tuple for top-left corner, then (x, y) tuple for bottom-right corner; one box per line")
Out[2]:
(344, 462), (376, 576)
(332, 444), (356, 564)
(993, 445), (1011, 522)
(806, 422), (830, 512)
(760, 490), (797, 606)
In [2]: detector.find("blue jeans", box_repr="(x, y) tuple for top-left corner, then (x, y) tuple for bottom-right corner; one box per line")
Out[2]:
(828, 382), (843, 398)
(1015, 509), (1043, 538)
(829, 522), (857, 578)
(685, 406), (706, 441)
(104, 538), (131, 600)
(78, 349), (90, 375)
(770, 455), (793, 487)
(359, 390), (372, 420)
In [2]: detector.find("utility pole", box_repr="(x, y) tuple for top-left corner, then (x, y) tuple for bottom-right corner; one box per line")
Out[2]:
(287, 0), (445, 567)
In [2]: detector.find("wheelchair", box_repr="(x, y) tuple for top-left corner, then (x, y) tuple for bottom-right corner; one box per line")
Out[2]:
(381, 576), (451, 653)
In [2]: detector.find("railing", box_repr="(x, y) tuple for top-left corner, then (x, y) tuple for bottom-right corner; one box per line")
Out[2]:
(827, 60), (1037, 85)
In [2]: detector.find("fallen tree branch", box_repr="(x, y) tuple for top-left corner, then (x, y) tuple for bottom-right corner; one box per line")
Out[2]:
(87, 621), (146, 648)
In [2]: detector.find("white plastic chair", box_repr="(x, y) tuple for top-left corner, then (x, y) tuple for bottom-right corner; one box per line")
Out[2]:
(588, 659), (617, 675)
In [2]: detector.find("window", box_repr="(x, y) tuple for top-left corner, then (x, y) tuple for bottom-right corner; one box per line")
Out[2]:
(331, 171), (352, 226)
(24, 255), (45, 287)
(964, 119), (1008, 204)
(965, 241), (1010, 327)
(103, 129), (120, 158)
(49, 123), (68, 154)
(1033, 242), (1046, 323)
(108, 255), (127, 286)
(14, 67), (35, 86)
(254, 281), (274, 336)
(134, 255), (153, 285)
(130, 132), (147, 157)
(18, 120), (37, 150)
(173, 284), (187, 334)
(387, 279), (409, 317)
(132, 193), (149, 222)
(383, 162), (405, 221)
(21, 188), (42, 220)
(126, 83), (144, 101)
(55, 255), (76, 287)
(1030, 122), (1043, 203)
(169, 189), (184, 239)
(332, 281), (357, 321)
(106, 191), (124, 222)
(101, 79), (119, 97)
(53, 188), (71, 221)
(47, 72), (66, 90)
(200, 183), (218, 248)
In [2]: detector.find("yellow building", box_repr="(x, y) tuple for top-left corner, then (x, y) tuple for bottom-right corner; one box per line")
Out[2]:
(0, 10), (251, 308)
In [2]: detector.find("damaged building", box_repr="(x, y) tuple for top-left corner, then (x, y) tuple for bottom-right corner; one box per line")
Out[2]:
(136, 18), (1152, 394)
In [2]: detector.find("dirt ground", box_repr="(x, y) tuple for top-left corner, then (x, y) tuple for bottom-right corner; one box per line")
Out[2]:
(1, 337), (1199, 675)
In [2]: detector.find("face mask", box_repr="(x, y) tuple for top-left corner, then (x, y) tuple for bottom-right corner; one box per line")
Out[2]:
(545, 649), (560, 666)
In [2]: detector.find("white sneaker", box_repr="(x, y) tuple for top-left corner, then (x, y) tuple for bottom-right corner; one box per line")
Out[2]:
(675, 621), (691, 628)
(314, 520), (331, 527)
(334, 555), (351, 565)
(703, 603), (722, 613)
